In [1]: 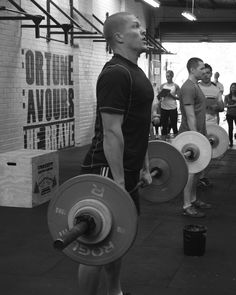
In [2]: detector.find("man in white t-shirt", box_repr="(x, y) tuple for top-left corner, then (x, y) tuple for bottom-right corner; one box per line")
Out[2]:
(199, 64), (224, 124)
(198, 63), (224, 188)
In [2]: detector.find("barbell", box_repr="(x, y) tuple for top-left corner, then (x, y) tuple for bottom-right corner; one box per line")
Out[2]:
(48, 174), (138, 266)
(171, 124), (229, 170)
(140, 131), (211, 202)
(47, 124), (228, 265)
(140, 124), (228, 203)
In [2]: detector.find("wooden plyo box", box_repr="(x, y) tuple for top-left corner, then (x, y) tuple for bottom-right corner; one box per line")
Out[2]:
(0, 149), (59, 208)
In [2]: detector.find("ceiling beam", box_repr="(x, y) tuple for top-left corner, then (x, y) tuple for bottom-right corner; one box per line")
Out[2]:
(159, 0), (236, 10)
(159, 21), (236, 33)
(158, 21), (236, 42)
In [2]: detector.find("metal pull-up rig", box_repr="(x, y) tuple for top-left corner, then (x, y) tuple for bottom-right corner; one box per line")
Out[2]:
(0, 0), (171, 54)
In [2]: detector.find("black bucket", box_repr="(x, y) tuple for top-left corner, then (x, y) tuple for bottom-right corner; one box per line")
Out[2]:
(183, 224), (207, 256)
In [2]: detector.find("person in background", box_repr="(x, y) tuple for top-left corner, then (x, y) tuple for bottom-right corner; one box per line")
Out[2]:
(79, 12), (154, 295)
(198, 63), (224, 187)
(224, 83), (236, 148)
(150, 93), (161, 139)
(213, 71), (225, 124)
(179, 57), (211, 218)
(199, 64), (224, 124)
(214, 72), (224, 95)
(158, 70), (180, 140)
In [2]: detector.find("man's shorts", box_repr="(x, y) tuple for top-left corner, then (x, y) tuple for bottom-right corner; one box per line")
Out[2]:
(80, 166), (140, 215)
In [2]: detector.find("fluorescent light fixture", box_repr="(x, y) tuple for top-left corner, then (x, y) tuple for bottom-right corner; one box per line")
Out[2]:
(143, 0), (160, 8)
(182, 0), (197, 21)
(181, 11), (197, 21)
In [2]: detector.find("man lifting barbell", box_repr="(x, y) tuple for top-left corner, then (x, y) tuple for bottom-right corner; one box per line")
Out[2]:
(174, 59), (228, 218)
(77, 12), (153, 295)
(47, 118), (229, 295)
(178, 57), (212, 218)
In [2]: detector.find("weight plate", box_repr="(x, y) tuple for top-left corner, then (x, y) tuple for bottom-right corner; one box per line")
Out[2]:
(206, 123), (229, 159)
(172, 131), (212, 173)
(48, 174), (138, 266)
(139, 140), (188, 203)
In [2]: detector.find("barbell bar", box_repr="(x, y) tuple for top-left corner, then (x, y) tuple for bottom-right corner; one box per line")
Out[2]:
(129, 167), (162, 194)
(53, 215), (95, 250)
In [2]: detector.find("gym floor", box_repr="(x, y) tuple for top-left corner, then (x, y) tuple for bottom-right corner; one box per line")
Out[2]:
(1, 143), (236, 295)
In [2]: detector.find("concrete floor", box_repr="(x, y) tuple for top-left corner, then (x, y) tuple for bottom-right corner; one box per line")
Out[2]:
(1, 142), (236, 295)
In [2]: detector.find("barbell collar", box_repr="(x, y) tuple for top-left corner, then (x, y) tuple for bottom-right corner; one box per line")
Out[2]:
(208, 135), (220, 149)
(183, 149), (194, 160)
(182, 145), (200, 162)
(208, 137), (214, 145)
(150, 167), (162, 178)
(53, 216), (95, 250)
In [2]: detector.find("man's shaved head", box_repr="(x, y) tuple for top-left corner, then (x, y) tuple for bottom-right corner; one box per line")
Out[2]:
(103, 12), (134, 46)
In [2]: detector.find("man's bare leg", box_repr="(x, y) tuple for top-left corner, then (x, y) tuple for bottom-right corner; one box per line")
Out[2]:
(104, 259), (123, 295)
(78, 264), (103, 295)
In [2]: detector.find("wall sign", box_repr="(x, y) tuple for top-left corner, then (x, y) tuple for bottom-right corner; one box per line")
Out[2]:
(22, 49), (75, 150)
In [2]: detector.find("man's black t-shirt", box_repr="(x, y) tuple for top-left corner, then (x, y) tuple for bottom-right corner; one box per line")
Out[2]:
(82, 54), (154, 172)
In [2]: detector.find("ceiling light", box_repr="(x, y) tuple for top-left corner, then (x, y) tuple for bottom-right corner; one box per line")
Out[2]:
(181, 11), (197, 21)
(182, 0), (197, 21)
(143, 0), (160, 8)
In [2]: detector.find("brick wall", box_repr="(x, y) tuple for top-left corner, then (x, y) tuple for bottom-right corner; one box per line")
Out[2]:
(0, 0), (150, 152)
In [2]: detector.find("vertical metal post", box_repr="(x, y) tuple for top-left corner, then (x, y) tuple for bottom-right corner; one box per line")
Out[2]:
(69, 0), (74, 46)
(47, 0), (50, 42)
(105, 12), (112, 53)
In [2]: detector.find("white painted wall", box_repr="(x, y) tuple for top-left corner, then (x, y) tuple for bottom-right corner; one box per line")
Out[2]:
(0, 0), (150, 152)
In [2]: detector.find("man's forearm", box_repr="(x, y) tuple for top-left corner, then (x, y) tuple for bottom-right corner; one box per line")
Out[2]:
(187, 116), (197, 131)
(142, 150), (150, 172)
(103, 131), (125, 187)
(184, 105), (197, 131)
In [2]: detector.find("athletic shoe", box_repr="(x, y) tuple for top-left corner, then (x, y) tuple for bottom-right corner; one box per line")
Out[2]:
(198, 177), (212, 188)
(192, 199), (212, 209)
(182, 206), (206, 218)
